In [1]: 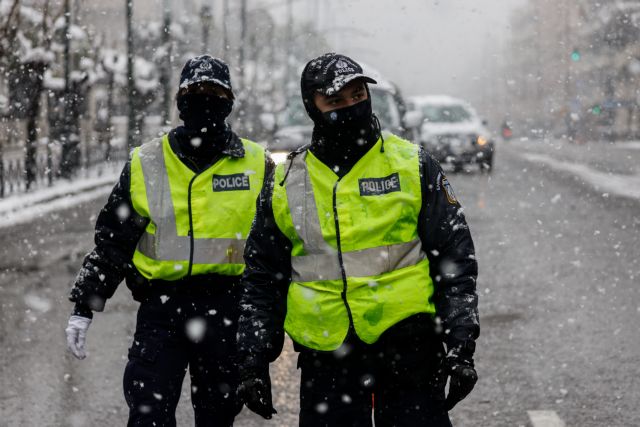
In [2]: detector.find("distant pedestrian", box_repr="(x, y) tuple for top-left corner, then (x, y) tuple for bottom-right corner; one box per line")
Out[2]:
(501, 118), (513, 140)
(236, 53), (480, 426)
(65, 55), (272, 426)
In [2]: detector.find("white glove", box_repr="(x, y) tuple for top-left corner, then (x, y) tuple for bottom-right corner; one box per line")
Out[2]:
(65, 315), (92, 360)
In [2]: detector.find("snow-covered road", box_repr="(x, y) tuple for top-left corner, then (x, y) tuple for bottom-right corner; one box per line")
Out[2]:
(0, 139), (638, 426)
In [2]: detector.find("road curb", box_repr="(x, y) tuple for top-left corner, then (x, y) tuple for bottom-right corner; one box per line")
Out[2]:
(0, 172), (119, 229)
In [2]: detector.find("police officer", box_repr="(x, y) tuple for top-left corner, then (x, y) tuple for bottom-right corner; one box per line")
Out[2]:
(236, 53), (480, 426)
(64, 55), (272, 426)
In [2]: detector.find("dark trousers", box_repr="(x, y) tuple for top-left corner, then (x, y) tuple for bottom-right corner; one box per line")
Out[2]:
(123, 287), (241, 427)
(297, 317), (452, 427)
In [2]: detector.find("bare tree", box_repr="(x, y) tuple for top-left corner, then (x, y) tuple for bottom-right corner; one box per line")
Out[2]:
(126, 0), (137, 150)
(160, 0), (172, 126)
(4, 0), (61, 189)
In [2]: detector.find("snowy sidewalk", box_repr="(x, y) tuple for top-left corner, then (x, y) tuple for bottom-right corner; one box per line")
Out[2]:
(511, 139), (640, 202)
(0, 165), (120, 229)
(521, 152), (640, 201)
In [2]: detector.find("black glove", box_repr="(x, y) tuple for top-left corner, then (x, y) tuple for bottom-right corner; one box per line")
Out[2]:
(444, 343), (478, 411)
(237, 358), (277, 420)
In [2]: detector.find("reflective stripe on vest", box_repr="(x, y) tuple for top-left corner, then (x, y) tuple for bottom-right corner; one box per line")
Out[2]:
(284, 154), (426, 281)
(131, 135), (264, 280)
(136, 232), (244, 264)
(276, 135), (435, 351)
(291, 240), (426, 282)
(134, 139), (245, 264)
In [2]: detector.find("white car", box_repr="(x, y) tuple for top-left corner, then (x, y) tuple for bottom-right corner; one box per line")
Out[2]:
(408, 95), (494, 173)
(266, 65), (419, 164)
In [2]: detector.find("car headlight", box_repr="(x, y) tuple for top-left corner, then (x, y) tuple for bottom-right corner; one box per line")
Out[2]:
(476, 136), (488, 146)
(270, 151), (289, 165)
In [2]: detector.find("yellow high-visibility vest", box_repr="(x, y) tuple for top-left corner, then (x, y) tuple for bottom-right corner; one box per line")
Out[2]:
(129, 134), (265, 280)
(272, 134), (435, 351)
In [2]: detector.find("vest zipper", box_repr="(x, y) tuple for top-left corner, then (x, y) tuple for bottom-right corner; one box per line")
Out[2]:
(186, 174), (197, 277)
(184, 152), (224, 278)
(332, 179), (355, 331)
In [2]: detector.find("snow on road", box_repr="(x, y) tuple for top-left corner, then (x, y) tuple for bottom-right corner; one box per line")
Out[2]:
(612, 141), (640, 151)
(521, 152), (640, 200)
(1, 143), (638, 425)
(528, 410), (566, 427)
(0, 168), (119, 228)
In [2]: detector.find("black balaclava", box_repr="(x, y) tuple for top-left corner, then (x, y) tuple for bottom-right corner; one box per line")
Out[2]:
(177, 92), (233, 139)
(319, 88), (377, 142)
(175, 92), (233, 164)
(300, 53), (381, 175)
(174, 55), (235, 162)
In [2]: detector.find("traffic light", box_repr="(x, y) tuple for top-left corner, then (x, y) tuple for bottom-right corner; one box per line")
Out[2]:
(571, 49), (581, 62)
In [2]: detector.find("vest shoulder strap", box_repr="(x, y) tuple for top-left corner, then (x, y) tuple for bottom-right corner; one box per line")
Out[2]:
(137, 136), (165, 159)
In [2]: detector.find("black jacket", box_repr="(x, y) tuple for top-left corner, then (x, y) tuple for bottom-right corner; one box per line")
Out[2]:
(237, 141), (479, 364)
(69, 128), (274, 316)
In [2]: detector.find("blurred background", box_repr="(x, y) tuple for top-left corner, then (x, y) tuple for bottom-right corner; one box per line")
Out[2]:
(5, 0), (640, 191)
(1, 1), (639, 426)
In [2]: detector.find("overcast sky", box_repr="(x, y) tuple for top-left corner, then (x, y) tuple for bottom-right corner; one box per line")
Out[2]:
(292, 0), (528, 106)
(170, 0), (529, 112)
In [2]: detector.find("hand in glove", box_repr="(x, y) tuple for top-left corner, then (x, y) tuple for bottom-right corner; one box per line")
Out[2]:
(65, 315), (92, 359)
(237, 360), (277, 419)
(444, 344), (478, 411)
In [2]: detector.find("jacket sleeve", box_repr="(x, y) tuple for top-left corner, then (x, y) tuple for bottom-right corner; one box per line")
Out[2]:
(418, 149), (480, 351)
(68, 161), (149, 311)
(237, 166), (292, 365)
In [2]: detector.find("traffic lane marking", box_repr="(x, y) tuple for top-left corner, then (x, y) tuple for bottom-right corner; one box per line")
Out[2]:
(527, 410), (566, 427)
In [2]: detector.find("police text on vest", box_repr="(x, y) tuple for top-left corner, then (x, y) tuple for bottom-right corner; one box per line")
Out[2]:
(212, 173), (251, 191)
(358, 173), (401, 196)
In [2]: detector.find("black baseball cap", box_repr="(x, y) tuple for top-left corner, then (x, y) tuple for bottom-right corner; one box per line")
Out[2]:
(179, 55), (234, 98)
(301, 53), (377, 97)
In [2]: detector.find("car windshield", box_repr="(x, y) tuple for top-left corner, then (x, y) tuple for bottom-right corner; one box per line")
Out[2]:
(370, 90), (392, 126)
(278, 89), (398, 130)
(277, 98), (312, 127)
(370, 89), (395, 129)
(422, 104), (472, 123)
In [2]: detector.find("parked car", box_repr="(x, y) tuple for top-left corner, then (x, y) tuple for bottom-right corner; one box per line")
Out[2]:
(264, 65), (421, 164)
(266, 97), (312, 164)
(408, 95), (494, 173)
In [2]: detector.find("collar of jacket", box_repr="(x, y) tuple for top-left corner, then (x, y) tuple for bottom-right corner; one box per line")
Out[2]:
(170, 126), (246, 159)
(220, 131), (246, 158)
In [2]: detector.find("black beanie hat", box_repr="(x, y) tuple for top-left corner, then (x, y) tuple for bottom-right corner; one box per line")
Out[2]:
(178, 54), (234, 99)
(300, 52), (377, 121)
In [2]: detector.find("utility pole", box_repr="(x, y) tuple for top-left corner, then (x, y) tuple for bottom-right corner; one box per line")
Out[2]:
(239, 0), (247, 86)
(58, 0), (74, 179)
(562, 0), (573, 140)
(563, 0), (571, 106)
(235, 0), (247, 124)
(126, 0), (137, 150)
(160, 0), (172, 126)
(533, 0), (542, 129)
(284, 0), (292, 97)
(222, 0), (229, 58)
(201, 4), (212, 53)
(63, 0), (70, 107)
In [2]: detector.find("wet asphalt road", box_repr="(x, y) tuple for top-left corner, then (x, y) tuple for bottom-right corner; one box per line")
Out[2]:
(0, 139), (638, 426)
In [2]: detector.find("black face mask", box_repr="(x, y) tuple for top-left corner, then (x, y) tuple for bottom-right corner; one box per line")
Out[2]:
(318, 98), (374, 143)
(309, 98), (381, 176)
(177, 93), (233, 136)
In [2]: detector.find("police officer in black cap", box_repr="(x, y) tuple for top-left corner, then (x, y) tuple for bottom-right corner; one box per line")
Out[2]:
(236, 53), (479, 426)
(65, 55), (272, 426)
